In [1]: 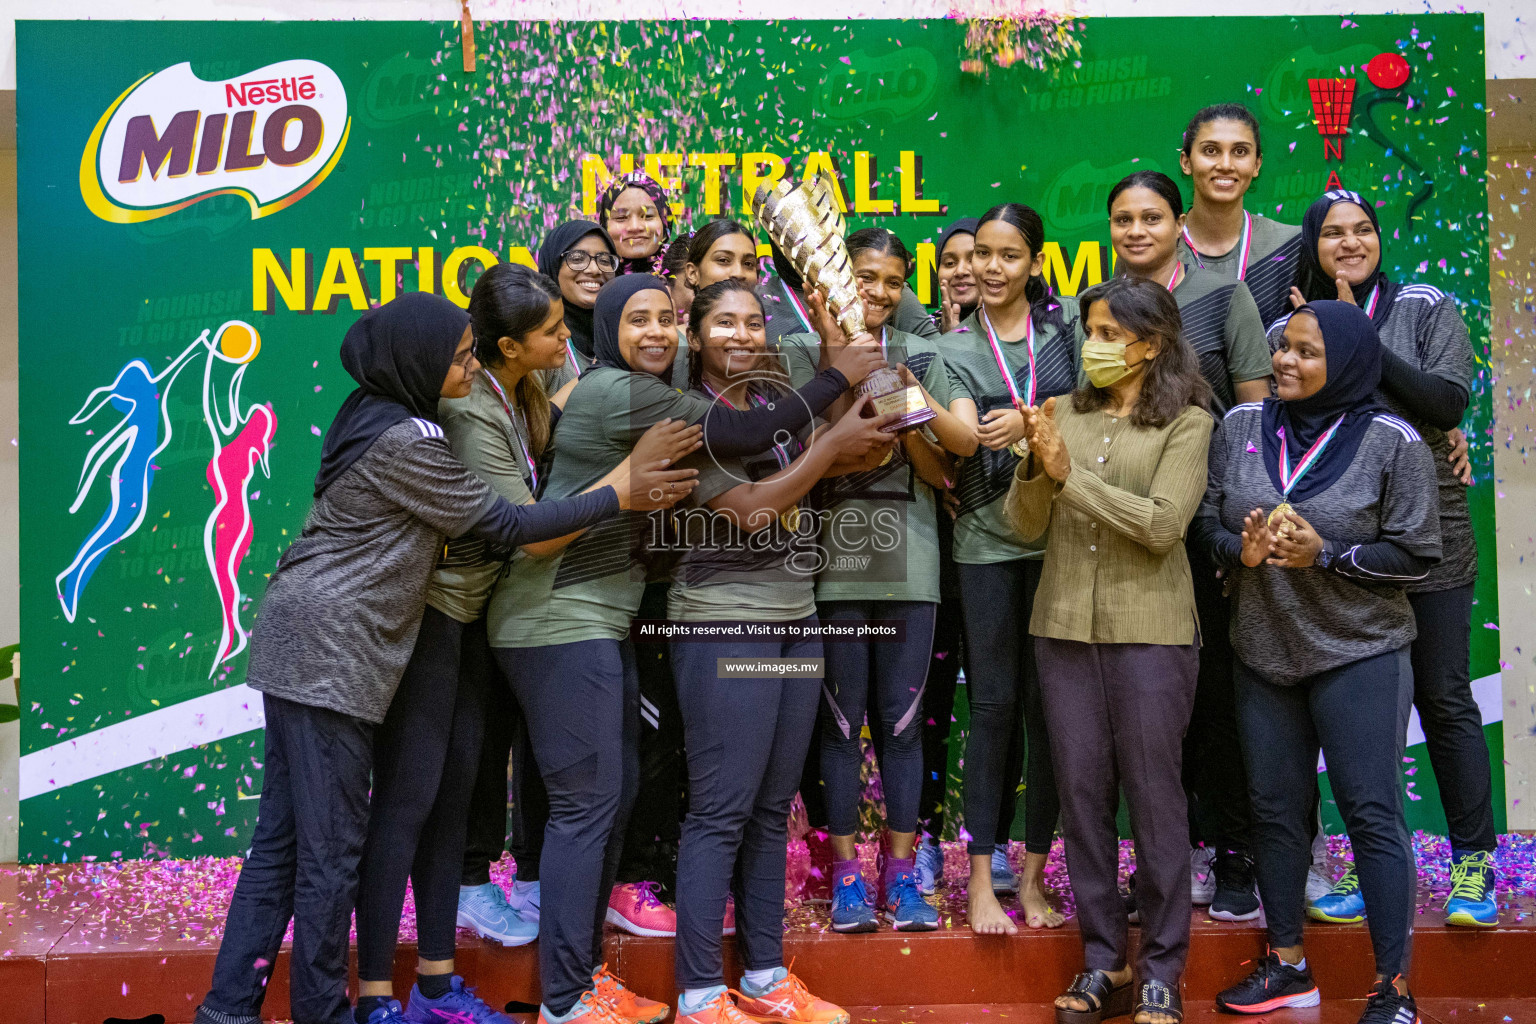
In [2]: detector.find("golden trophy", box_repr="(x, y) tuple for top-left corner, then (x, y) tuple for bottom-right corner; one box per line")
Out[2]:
(752, 173), (934, 432)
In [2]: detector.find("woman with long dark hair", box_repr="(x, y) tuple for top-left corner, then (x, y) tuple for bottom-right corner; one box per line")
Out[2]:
(485, 274), (887, 1024)
(1009, 275), (1213, 1024)
(1199, 301), (1439, 1024)
(1106, 169), (1270, 922)
(1176, 102), (1301, 328)
(778, 227), (966, 936)
(191, 292), (696, 1024)
(668, 278), (895, 1024)
(1279, 190), (1493, 928)
(941, 202), (1074, 934)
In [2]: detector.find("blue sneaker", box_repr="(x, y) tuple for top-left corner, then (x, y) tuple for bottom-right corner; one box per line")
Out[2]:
(885, 868), (940, 931)
(991, 847), (1019, 895)
(362, 1000), (410, 1024)
(457, 882), (539, 946)
(510, 878), (541, 923)
(829, 869), (878, 933)
(1445, 850), (1498, 928)
(1307, 865), (1365, 923)
(915, 838), (944, 896)
(403, 975), (514, 1024)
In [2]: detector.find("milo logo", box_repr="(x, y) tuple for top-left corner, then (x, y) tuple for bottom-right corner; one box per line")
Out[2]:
(1042, 157), (1167, 233)
(817, 48), (939, 124)
(81, 59), (350, 224)
(1260, 43), (1378, 122)
(363, 53), (442, 124)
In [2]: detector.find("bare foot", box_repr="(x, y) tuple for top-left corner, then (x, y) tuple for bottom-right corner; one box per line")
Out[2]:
(1020, 852), (1065, 929)
(1134, 1012), (1179, 1024)
(1020, 881), (1065, 929)
(968, 886), (1018, 935)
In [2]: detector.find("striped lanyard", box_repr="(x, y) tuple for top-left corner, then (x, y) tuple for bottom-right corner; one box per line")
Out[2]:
(1165, 261), (1183, 292)
(981, 307), (1035, 409)
(702, 380), (793, 467)
(1276, 413), (1346, 498)
(783, 283), (814, 334)
(1182, 210), (1252, 280)
(482, 370), (538, 490)
(565, 340), (583, 374)
(1362, 283), (1380, 318)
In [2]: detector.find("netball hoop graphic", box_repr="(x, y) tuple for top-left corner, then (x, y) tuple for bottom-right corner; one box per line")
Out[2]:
(56, 320), (275, 677)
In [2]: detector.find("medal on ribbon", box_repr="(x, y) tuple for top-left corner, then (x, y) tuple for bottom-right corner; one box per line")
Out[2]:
(981, 307), (1035, 458)
(1268, 413), (1346, 537)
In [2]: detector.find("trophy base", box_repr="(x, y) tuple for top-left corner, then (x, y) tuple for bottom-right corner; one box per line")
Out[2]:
(866, 385), (937, 433)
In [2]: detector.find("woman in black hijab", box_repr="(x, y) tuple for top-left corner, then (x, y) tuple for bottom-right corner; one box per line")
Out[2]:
(484, 274), (890, 1024)
(1195, 301), (1440, 1024)
(1281, 188), (1494, 927)
(934, 216), (980, 333)
(192, 293), (699, 1024)
(537, 220), (619, 375)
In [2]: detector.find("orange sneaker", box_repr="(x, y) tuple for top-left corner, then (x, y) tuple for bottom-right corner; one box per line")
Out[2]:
(537, 990), (630, 1024)
(592, 964), (669, 1024)
(676, 991), (758, 1024)
(736, 969), (849, 1024)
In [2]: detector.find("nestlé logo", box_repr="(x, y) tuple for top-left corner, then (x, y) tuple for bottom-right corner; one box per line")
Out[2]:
(81, 59), (351, 223)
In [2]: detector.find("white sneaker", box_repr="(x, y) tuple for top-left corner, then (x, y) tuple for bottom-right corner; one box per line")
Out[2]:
(510, 878), (541, 923)
(1305, 862), (1335, 905)
(990, 846), (1019, 895)
(1190, 846), (1217, 906)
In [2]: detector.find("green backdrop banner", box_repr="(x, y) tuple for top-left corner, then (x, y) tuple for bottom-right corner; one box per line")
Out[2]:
(16, 15), (1494, 862)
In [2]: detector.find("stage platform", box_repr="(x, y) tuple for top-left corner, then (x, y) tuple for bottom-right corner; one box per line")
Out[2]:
(4, 844), (1534, 1024)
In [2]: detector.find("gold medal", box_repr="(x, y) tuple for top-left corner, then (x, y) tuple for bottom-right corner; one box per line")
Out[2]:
(780, 506), (802, 533)
(1267, 501), (1296, 537)
(880, 449), (894, 467)
(1008, 437), (1030, 459)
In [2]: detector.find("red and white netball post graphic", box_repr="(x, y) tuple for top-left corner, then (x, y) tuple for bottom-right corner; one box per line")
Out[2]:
(81, 59), (351, 223)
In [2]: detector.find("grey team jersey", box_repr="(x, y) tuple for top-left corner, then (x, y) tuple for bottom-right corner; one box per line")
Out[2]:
(247, 419), (498, 724)
(1199, 403), (1441, 686)
(1177, 213), (1301, 330)
(1268, 282), (1477, 592)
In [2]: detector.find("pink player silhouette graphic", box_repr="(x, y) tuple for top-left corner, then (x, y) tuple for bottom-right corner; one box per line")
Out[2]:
(58, 320), (275, 677)
(200, 322), (276, 676)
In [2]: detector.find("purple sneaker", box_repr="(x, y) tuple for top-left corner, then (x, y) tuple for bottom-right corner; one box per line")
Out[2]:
(403, 975), (514, 1024)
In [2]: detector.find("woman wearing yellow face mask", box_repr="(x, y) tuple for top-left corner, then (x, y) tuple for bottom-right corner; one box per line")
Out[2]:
(1108, 169), (1270, 924)
(1007, 275), (1213, 1024)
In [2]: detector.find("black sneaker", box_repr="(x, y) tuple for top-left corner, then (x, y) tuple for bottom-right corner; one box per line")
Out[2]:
(1215, 950), (1320, 1014)
(1357, 979), (1419, 1024)
(1209, 852), (1262, 922)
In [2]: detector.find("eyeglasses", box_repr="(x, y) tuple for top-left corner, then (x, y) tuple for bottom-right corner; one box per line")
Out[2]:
(561, 250), (620, 273)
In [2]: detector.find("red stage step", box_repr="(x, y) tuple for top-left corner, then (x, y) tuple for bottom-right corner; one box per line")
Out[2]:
(5, 862), (1534, 1024)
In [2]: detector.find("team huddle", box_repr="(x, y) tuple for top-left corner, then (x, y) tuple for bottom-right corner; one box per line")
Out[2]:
(190, 103), (1489, 1024)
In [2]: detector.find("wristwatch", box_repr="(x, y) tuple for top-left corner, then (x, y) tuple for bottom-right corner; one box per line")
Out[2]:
(1315, 542), (1336, 570)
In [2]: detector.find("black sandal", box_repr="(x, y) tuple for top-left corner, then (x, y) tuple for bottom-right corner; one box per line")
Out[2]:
(1055, 969), (1134, 1024)
(1133, 979), (1183, 1024)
